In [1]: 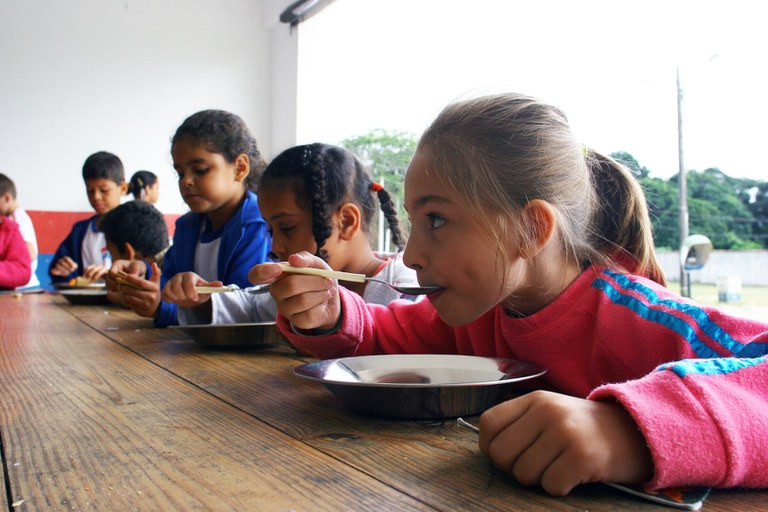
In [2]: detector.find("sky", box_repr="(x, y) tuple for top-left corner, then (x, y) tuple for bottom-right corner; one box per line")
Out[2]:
(296, 0), (768, 181)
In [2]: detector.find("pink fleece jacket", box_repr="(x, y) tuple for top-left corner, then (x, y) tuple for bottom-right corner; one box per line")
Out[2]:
(0, 217), (32, 289)
(279, 265), (768, 490)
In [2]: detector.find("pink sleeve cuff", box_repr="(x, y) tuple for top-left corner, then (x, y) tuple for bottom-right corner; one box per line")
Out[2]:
(589, 370), (728, 490)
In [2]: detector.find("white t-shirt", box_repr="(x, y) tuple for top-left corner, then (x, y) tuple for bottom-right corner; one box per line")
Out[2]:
(178, 252), (421, 325)
(81, 219), (112, 270)
(194, 238), (221, 282)
(12, 207), (39, 288)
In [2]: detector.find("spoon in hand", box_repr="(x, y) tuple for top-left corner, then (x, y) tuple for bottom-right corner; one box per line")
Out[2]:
(278, 264), (443, 295)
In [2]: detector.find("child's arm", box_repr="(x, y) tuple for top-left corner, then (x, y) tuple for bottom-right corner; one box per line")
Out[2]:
(478, 391), (653, 496)
(0, 220), (32, 288)
(50, 255), (78, 278)
(48, 221), (86, 282)
(117, 263), (163, 318)
(249, 252), (342, 332)
(162, 271), (223, 309)
(589, 354), (768, 490)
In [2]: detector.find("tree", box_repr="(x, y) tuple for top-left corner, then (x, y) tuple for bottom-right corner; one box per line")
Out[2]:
(341, 129), (417, 237)
(611, 151), (651, 179)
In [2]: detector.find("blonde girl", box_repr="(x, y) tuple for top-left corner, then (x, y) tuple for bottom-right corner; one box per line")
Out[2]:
(250, 93), (768, 496)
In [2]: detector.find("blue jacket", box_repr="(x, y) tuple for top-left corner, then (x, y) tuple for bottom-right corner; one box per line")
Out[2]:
(154, 190), (271, 327)
(48, 215), (101, 284)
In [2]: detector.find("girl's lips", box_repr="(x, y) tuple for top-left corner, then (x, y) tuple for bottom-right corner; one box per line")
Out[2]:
(426, 288), (445, 299)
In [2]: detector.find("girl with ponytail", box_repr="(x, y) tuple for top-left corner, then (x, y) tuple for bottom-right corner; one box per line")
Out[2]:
(162, 143), (418, 325)
(250, 93), (768, 498)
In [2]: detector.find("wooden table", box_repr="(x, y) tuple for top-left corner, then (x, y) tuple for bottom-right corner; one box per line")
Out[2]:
(1, 294), (765, 511)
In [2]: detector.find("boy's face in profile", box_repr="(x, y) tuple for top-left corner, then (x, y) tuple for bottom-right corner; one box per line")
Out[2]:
(86, 178), (126, 216)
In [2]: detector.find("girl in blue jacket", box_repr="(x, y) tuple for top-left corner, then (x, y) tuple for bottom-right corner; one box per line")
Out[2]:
(116, 110), (271, 326)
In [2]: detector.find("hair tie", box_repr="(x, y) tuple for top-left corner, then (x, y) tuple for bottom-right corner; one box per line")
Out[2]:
(137, 178), (144, 187)
(371, 182), (383, 192)
(581, 144), (588, 157)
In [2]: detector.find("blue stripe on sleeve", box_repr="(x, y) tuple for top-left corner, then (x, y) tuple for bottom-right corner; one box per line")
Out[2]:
(592, 278), (721, 359)
(658, 357), (767, 377)
(600, 270), (768, 358)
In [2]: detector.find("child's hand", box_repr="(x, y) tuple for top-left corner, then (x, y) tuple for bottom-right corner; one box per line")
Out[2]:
(479, 390), (653, 496)
(162, 272), (223, 308)
(83, 264), (109, 282)
(51, 256), (78, 276)
(118, 262), (163, 318)
(110, 259), (148, 279)
(249, 252), (341, 332)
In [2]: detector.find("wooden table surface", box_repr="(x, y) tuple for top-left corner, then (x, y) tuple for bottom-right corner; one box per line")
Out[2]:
(1, 294), (765, 511)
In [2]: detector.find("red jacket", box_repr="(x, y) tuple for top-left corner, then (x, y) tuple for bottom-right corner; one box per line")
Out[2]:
(280, 265), (768, 490)
(0, 217), (32, 289)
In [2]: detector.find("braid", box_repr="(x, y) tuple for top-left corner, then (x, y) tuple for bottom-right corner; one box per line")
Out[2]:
(375, 186), (406, 251)
(306, 145), (333, 260)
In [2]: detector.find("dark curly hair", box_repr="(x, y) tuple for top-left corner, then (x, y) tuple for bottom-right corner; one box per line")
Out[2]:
(260, 143), (405, 260)
(171, 110), (266, 191)
(100, 200), (169, 258)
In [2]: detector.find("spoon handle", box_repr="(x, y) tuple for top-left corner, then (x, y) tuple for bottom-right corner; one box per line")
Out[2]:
(194, 286), (236, 294)
(278, 263), (366, 283)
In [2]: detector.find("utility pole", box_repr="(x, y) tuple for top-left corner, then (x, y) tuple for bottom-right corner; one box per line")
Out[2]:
(677, 66), (690, 297)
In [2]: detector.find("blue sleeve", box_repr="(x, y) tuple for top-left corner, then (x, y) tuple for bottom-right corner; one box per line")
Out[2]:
(153, 301), (179, 328)
(222, 220), (271, 288)
(48, 222), (85, 283)
(151, 234), (182, 327)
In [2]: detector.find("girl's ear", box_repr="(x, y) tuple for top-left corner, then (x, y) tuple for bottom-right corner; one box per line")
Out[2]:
(520, 199), (557, 259)
(337, 202), (362, 241)
(233, 154), (250, 182)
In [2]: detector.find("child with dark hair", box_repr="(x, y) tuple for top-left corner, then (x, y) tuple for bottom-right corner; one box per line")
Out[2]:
(114, 110), (271, 327)
(49, 151), (127, 283)
(100, 200), (169, 264)
(162, 143), (417, 325)
(128, 170), (159, 203)
(0, 173), (39, 289)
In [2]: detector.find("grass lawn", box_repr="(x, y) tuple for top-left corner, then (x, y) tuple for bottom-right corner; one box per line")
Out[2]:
(665, 282), (768, 322)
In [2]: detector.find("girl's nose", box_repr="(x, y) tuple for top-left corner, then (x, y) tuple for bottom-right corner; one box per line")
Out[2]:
(402, 239), (422, 271)
(179, 172), (194, 188)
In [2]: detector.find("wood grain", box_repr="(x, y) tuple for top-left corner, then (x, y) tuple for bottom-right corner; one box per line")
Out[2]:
(64, 298), (768, 511)
(0, 295), (433, 511)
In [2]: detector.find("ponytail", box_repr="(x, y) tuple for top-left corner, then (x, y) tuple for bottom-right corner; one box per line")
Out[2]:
(372, 182), (406, 251)
(586, 150), (666, 285)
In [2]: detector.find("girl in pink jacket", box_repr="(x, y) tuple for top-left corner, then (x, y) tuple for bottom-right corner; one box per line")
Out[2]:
(0, 216), (32, 289)
(250, 93), (768, 497)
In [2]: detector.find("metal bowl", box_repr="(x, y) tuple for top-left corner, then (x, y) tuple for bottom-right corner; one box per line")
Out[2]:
(294, 354), (546, 419)
(54, 282), (106, 290)
(58, 289), (111, 305)
(172, 322), (282, 349)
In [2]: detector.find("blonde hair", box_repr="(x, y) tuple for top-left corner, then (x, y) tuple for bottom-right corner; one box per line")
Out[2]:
(417, 93), (665, 285)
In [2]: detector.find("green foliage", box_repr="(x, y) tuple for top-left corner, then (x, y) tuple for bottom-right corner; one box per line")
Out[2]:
(610, 151), (651, 179)
(341, 129), (417, 236)
(625, 154), (768, 250)
(336, 135), (768, 250)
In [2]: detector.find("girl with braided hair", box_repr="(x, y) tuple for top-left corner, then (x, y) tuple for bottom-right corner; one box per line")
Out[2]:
(162, 143), (418, 325)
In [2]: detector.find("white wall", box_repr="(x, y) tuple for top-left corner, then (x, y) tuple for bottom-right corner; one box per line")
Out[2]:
(0, 0), (299, 214)
(658, 250), (768, 286)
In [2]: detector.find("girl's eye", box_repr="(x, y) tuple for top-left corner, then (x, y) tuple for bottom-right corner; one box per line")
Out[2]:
(279, 226), (295, 235)
(427, 213), (445, 230)
(193, 168), (209, 176)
